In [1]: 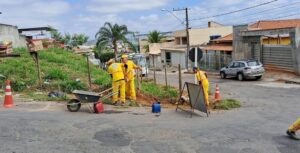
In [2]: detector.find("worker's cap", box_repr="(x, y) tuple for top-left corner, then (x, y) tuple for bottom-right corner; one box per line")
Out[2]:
(121, 54), (128, 59)
(107, 59), (115, 65)
(192, 67), (199, 72)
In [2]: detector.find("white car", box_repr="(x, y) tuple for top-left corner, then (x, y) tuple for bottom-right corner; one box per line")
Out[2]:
(220, 60), (265, 81)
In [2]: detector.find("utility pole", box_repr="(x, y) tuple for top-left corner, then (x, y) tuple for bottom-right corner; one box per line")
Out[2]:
(173, 8), (190, 70)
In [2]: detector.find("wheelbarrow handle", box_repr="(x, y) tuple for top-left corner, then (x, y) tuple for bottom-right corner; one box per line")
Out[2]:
(98, 87), (113, 95)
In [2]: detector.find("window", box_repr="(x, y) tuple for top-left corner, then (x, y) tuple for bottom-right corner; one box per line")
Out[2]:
(166, 52), (171, 63)
(240, 63), (246, 68)
(229, 62), (234, 68)
(182, 37), (187, 45)
(247, 61), (260, 66)
(233, 62), (240, 68)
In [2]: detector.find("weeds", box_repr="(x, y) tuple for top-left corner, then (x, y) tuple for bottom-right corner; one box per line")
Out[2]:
(141, 82), (178, 99)
(214, 99), (241, 110)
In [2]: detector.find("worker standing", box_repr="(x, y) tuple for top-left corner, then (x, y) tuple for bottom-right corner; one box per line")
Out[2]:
(121, 55), (142, 101)
(107, 59), (126, 105)
(193, 67), (210, 107)
(287, 118), (300, 140)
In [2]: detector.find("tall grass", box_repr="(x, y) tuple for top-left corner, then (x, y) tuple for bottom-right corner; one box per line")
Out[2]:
(141, 82), (178, 99)
(0, 48), (111, 92)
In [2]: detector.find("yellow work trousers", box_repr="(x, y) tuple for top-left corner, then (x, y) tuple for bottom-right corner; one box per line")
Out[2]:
(112, 80), (125, 103)
(126, 79), (136, 100)
(202, 79), (210, 106)
(289, 118), (300, 132)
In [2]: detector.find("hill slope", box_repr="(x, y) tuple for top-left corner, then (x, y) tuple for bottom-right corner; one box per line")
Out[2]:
(0, 48), (111, 92)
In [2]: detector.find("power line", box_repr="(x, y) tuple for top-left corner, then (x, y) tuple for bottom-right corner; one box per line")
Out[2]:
(190, 0), (278, 21)
(190, 2), (300, 28)
(239, 1), (300, 19)
(223, 1), (300, 24)
(225, 7), (300, 26)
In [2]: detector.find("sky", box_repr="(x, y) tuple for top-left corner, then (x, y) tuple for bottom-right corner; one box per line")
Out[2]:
(0, 0), (299, 39)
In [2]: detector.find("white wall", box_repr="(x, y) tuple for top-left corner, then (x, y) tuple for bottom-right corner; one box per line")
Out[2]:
(173, 26), (233, 46)
(0, 24), (26, 48)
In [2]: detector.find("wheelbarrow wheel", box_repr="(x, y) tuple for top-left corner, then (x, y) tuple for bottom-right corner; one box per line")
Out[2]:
(67, 99), (81, 112)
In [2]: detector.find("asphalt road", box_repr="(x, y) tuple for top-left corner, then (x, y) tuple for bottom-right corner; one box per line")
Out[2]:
(0, 72), (300, 153)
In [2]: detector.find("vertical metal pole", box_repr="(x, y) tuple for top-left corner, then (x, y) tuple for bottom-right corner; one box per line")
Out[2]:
(164, 66), (168, 87)
(185, 8), (190, 70)
(194, 48), (198, 84)
(178, 64), (182, 92)
(87, 55), (92, 88)
(195, 47), (198, 68)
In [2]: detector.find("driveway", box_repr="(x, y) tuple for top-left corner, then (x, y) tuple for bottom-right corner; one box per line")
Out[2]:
(0, 72), (299, 153)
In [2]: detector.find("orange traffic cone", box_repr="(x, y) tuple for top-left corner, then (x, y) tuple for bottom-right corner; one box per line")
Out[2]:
(214, 83), (221, 102)
(3, 80), (14, 108)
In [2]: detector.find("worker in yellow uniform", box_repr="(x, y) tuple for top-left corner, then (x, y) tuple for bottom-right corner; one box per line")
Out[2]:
(121, 55), (142, 101)
(193, 67), (210, 107)
(107, 59), (126, 105)
(287, 118), (300, 140)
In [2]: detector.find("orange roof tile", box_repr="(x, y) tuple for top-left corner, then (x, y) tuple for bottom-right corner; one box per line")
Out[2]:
(249, 19), (300, 30)
(212, 34), (233, 42)
(203, 45), (232, 52)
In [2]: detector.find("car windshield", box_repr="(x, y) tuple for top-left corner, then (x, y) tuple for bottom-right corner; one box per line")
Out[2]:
(247, 61), (260, 66)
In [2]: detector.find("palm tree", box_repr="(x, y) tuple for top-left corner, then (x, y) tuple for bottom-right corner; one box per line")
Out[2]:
(95, 22), (134, 60)
(144, 30), (164, 52)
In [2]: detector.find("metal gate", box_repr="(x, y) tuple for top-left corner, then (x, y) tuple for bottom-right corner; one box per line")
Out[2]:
(251, 42), (260, 60)
(262, 45), (294, 71)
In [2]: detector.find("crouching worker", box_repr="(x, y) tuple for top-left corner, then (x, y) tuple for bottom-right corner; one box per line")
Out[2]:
(193, 67), (210, 107)
(121, 54), (142, 101)
(107, 59), (125, 106)
(287, 118), (300, 140)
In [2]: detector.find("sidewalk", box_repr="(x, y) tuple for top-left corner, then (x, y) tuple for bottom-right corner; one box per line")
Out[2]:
(263, 71), (300, 84)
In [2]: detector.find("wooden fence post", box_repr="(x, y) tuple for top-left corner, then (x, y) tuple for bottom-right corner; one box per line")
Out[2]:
(178, 64), (182, 92)
(164, 66), (168, 87)
(153, 55), (157, 84)
(86, 55), (92, 88)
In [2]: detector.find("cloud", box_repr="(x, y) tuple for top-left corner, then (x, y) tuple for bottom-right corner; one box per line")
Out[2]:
(31, 1), (71, 16)
(87, 0), (171, 13)
(0, 0), (71, 29)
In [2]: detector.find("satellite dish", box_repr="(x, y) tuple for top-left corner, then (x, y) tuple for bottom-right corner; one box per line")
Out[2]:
(189, 48), (203, 62)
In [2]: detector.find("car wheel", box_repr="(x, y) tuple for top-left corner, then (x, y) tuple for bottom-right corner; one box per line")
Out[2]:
(220, 72), (226, 79)
(255, 76), (262, 80)
(237, 73), (244, 81)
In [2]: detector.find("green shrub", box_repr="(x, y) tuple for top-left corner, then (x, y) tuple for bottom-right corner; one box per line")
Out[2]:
(11, 80), (27, 92)
(214, 99), (241, 110)
(141, 82), (178, 99)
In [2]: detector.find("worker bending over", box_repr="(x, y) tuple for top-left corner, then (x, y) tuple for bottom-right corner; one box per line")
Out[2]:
(107, 59), (125, 105)
(121, 54), (142, 101)
(193, 67), (210, 107)
(287, 118), (300, 140)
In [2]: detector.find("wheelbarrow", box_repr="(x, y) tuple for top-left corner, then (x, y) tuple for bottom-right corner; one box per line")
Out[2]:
(67, 87), (116, 113)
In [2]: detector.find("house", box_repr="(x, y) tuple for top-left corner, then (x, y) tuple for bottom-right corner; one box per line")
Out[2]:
(249, 20), (300, 45)
(149, 22), (232, 69)
(233, 19), (300, 75)
(201, 34), (233, 70)
(0, 23), (26, 48)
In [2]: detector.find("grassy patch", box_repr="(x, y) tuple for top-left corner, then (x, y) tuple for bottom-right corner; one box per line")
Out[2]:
(214, 99), (241, 110)
(141, 82), (178, 99)
(0, 48), (111, 93)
